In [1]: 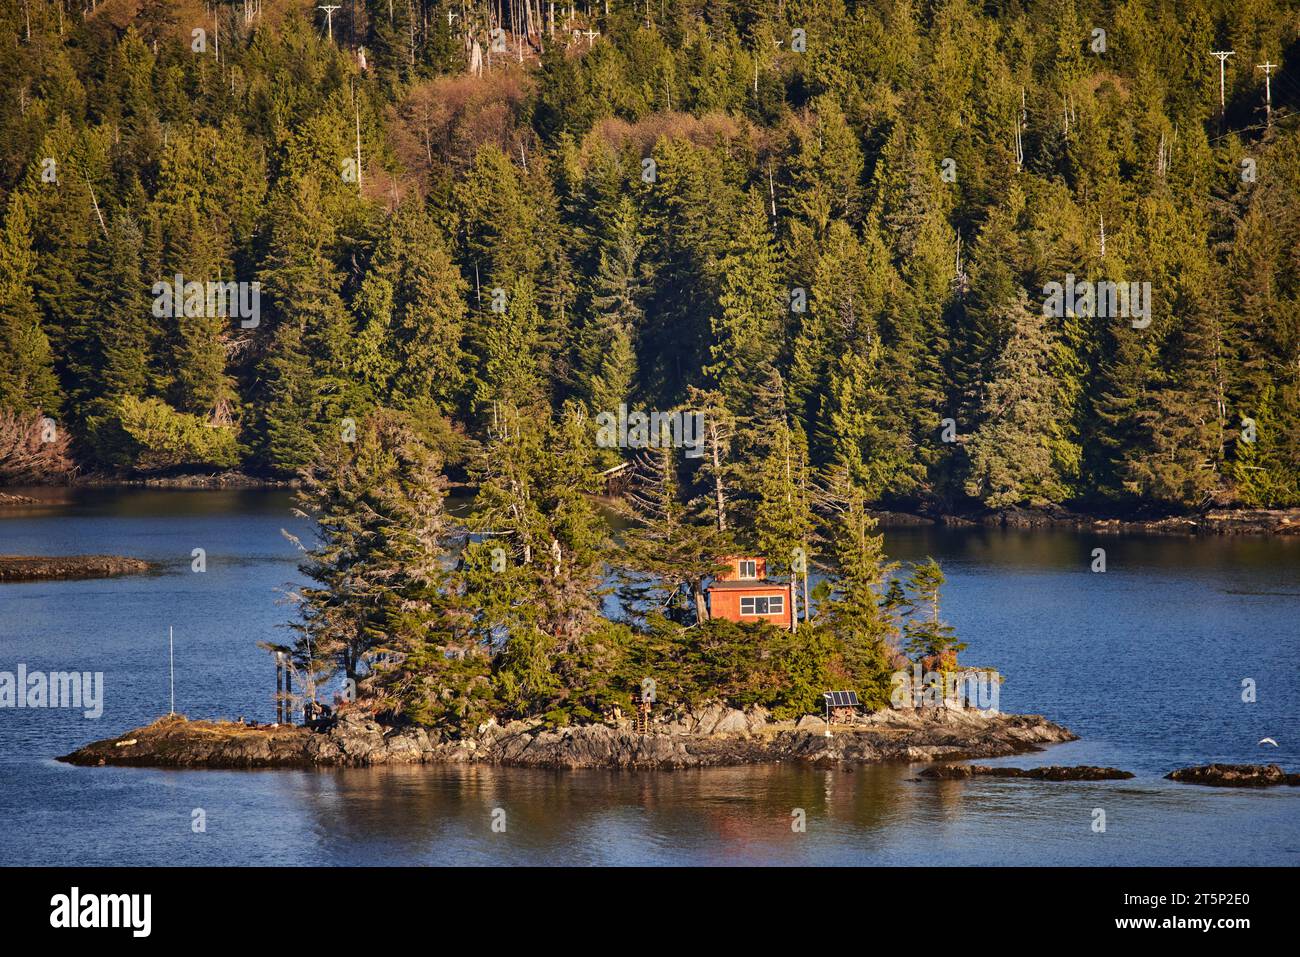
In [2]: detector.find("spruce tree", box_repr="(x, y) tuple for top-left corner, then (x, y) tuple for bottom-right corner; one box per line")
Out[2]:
(822, 477), (899, 709)
(754, 414), (816, 623)
(577, 196), (643, 431)
(705, 190), (784, 417)
(902, 558), (966, 666)
(0, 195), (59, 415)
(963, 291), (1071, 508)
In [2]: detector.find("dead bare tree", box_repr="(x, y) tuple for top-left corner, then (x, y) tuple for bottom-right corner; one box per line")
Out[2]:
(0, 409), (75, 485)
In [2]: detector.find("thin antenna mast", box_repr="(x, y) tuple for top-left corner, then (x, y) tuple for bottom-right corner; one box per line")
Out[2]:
(169, 626), (175, 715)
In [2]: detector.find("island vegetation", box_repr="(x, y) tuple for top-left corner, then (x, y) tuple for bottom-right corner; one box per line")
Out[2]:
(280, 406), (962, 733)
(2, 2), (1298, 737)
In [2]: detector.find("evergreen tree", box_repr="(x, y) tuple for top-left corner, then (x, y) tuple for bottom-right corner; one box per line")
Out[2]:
(475, 276), (552, 417)
(754, 413), (816, 623)
(355, 201), (468, 415)
(963, 291), (1071, 508)
(902, 558), (966, 666)
(0, 195), (59, 415)
(290, 410), (454, 709)
(705, 190), (784, 416)
(821, 477), (899, 709)
(257, 178), (360, 473)
(81, 213), (151, 464)
(620, 438), (729, 626)
(1231, 383), (1300, 507)
(576, 196), (643, 431)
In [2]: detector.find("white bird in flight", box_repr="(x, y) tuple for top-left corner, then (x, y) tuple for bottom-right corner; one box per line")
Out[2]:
(1258, 738), (1279, 747)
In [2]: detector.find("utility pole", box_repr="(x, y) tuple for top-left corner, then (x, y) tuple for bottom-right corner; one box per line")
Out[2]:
(317, 4), (341, 42)
(1257, 60), (1276, 126)
(1210, 50), (1235, 112)
(1013, 87), (1025, 172)
(354, 100), (363, 191)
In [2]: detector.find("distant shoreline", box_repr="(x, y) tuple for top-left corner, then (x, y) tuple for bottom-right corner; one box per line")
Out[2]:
(869, 506), (1300, 537)
(5, 482), (1298, 536)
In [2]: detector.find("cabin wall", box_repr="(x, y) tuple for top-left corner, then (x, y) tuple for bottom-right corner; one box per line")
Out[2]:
(707, 585), (792, 629)
(716, 557), (767, 582)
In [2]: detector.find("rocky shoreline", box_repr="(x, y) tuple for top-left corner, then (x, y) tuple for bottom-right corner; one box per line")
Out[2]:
(59, 705), (1078, 771)
(0, 554), (153, 582)
(73, 471), (294, 489)
(6, 483), (1294, 535)
(1165, 764), (1300, 787)
(0, 491), (43, 507)
(920, 764), (1134, 780)
(872, 505), (1300, 536)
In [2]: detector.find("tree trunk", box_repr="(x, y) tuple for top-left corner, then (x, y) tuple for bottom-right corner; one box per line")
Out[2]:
(710, 423), (727, 531)
(692, 582), (708, 624)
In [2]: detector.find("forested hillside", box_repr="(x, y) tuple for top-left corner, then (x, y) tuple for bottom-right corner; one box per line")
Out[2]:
(1, 0), (1298, 515)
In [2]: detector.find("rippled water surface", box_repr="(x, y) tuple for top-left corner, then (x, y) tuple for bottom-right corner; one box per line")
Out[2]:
(2, 489), (1297, 865)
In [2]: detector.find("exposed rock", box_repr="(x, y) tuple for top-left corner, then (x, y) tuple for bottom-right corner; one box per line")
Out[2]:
(1165, 764), (1300, 788)
(0, 554), (152, 582)
(1200, 509), (1300, 536)
(711, 708), (751, 735)
(988, 506), (1080, 529)
(743, 705), (770, 732)
(690, 702), (727, 735)
(61, 707), (1078, 772)
(921, 764), (1134, 781)
(866, 509), (935, 527)
(0, 491), (42, 507)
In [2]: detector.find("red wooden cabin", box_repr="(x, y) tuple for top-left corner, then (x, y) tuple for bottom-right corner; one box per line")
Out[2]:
(705, 556), (794, 630)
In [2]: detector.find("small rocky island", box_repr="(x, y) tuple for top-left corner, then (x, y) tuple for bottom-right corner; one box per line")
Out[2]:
(0, 554), (152, 582)
(1165, 764), (1300, 788)
(60, 705), (1077, 771)
(921, 764), (1134, 781)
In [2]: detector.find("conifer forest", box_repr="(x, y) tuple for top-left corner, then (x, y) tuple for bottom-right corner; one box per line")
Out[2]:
(2, 0), (1299, 729)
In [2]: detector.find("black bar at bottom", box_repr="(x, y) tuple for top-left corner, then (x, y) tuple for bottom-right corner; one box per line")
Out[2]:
(0, 866), (1278, 941)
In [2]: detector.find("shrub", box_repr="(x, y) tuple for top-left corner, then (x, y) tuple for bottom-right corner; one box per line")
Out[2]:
(95, 396), (240, 472)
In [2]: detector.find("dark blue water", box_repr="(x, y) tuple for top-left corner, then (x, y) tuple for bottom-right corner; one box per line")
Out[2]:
(2, 489), (1297, 865)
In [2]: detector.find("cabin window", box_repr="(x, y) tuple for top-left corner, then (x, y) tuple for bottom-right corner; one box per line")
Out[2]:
(740, 595), (783, 616)
(737, 560), (758, 579)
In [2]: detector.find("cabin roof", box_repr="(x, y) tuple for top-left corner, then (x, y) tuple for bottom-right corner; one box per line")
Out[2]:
(706, 580), (791, 591)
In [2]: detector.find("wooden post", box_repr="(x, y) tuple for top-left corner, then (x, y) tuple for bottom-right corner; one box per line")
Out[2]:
(284, 662), (294, 724)
(275, 653), (283, 723)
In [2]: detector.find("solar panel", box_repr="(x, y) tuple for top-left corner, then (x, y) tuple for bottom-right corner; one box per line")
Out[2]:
(823, 691), (860, 708)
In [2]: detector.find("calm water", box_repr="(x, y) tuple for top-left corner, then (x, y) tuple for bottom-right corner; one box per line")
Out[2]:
(1, 488), (1297, 866)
